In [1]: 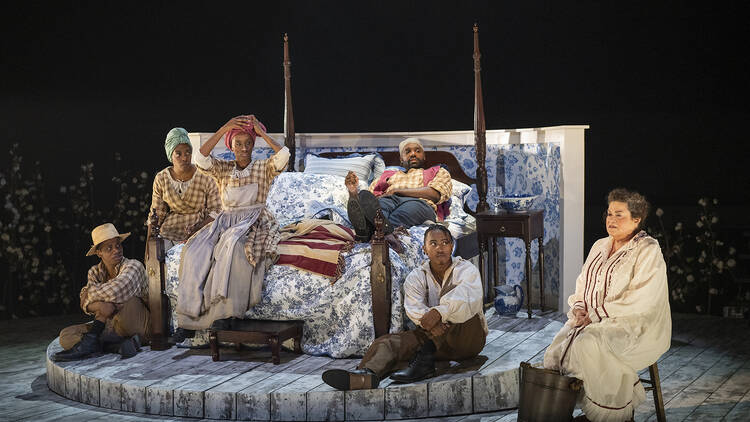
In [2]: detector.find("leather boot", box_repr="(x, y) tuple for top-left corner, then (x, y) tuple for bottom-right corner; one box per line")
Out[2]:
(118, 335), (142, 359)
(322, 368), (379, 391)
(347, 191), (393, 241)
(53, 331), (102, 362)
(389, 349), (436, 383)
(347, 197), (373, 240)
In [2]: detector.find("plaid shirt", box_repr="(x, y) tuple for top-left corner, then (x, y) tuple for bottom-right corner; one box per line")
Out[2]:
(368, 167), (453, 213)
(196, 150), (288, 266)
(148, 168), (221, 242)
(80, 258), (147, 315)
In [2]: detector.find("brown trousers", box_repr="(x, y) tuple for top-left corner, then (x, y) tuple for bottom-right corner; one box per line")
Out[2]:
(59, 297), (150, 350)
(358, 313), (486, 378)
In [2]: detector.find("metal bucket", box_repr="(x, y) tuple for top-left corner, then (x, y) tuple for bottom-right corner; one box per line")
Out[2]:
(518, 361), (583, 422)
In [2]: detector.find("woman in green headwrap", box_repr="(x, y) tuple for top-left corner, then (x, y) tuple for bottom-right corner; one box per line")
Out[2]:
(146, 127), (221, 243)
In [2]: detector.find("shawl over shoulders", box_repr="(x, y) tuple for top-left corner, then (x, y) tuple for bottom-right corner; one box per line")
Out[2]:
(544, 231), (671, 421)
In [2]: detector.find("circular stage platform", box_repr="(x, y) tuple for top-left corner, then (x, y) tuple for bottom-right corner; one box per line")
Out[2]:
(46, 311), (563, 420)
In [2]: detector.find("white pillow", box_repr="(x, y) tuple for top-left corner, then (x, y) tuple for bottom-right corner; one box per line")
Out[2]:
(371, 154), (386, 183)
(304, 154), (377, 183)
(451, 180), (472, 202)
(266, 172), (368, 227)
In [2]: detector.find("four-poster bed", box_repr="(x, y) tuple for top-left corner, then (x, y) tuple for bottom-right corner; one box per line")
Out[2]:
(145, 24), (490, 355)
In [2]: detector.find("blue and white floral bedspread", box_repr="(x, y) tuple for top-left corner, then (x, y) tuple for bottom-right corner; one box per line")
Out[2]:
(165, 228), (427, 358)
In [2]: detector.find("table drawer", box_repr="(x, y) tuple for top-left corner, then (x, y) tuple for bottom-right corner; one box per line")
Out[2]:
(477, 220), (524, 237)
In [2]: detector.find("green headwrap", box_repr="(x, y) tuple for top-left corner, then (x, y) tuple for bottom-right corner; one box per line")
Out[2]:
(164, 127), (191, 162)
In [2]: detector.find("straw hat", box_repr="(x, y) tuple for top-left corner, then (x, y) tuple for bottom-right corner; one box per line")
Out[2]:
(85, 223), (130, 256)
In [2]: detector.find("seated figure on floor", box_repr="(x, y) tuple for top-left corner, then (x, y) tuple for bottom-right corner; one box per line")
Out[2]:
(345, 137), (452, 251)
(54, 223), (149, 362)
(175, 115), (289, 333)
(146, 127), (221, 244)
(321, 224), (487, 390)
(543, 188), (671, 422)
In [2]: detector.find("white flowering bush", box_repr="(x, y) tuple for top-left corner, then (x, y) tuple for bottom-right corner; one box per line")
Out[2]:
(0, 144), (73, 317)
(649, 197), (741, 315)
(110, 153), (151, 257)
(0, 145), (152, 319)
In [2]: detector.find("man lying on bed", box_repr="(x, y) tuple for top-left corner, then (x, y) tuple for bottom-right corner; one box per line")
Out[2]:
(345, 137), (452, 252)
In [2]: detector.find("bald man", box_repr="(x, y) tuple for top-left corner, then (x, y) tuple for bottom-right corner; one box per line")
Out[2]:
(345, 138), (453, 246)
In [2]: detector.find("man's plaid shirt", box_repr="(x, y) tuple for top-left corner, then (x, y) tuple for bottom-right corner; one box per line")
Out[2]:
(368, 167), (453, 213)
(80, 258), (147, 315)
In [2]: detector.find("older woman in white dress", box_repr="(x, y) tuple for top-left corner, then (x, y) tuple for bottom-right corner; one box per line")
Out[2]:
(543, 188), (671, 422)
(175, 115), (289, 331)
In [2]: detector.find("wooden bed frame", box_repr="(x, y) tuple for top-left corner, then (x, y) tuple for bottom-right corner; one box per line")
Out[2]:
(145, 26), (489, 351)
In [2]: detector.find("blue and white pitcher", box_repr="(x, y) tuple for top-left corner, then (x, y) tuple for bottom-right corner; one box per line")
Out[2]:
(494, 284), (524, 316)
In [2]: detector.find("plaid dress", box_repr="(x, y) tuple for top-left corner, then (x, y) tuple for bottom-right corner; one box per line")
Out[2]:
(197, 154), (283, 266)
(176, 149), (288, 328)
(148, 168), (221, 242)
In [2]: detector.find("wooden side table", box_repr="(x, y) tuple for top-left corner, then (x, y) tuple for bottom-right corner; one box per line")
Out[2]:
(209, 319), (304, 364)
(476, 209), (545, 319)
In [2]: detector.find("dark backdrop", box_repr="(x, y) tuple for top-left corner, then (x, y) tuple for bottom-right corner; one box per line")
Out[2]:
(2, 1), (748, 251)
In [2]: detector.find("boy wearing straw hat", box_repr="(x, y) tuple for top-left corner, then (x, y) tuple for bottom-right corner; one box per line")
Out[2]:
(53, 223), (149, 361)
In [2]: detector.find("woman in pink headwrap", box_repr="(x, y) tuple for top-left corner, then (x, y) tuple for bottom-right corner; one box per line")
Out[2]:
(175, 115), (290, 332)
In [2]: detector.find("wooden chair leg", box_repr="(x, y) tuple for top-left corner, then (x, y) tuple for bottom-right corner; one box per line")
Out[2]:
(649, 363), (666, 422)
(209, 330), (220, 362)
(269, 336), (280, 365)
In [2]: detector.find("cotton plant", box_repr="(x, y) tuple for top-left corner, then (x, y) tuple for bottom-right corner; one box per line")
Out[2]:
(0, 145), (159, 318)
(0, 144), (72, 317)
(52, 160), (108, 305)
(649, 197), (740, 315)
(109, 152), (151, 257)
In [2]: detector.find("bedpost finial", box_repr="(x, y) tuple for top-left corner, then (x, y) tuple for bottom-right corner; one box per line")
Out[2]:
(284, 33), (288, 42)
(473, 23), (478, 32)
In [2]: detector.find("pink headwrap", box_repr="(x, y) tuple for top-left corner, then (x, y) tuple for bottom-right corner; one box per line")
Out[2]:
(224, 117), (267, 150)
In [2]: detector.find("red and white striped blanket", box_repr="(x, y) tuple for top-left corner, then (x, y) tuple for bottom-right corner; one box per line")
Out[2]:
(275, 219), (355, 282)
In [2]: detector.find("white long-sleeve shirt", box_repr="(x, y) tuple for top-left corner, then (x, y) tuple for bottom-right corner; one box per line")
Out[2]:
(404, 257), (488, 335)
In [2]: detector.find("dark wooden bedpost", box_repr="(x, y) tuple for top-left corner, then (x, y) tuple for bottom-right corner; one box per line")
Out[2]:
(145, 210), (170, 350)
(283, 33), (296, 171)
(473, 23), (489, 213)
(370, 209), (392, 338)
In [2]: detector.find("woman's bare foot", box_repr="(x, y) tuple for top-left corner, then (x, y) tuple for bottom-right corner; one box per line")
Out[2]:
(385, 233), (404, 254)
(345, 171), (359, 199)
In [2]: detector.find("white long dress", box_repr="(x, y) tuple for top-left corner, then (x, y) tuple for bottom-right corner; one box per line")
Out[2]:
(543, 231), (671, 422)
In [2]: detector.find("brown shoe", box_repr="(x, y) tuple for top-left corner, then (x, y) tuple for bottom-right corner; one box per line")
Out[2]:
(322, 368), (379, 391)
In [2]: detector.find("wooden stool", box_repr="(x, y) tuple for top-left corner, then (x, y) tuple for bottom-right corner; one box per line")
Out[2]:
(209, 319), (304, 364)
(639, 362), (666, 422)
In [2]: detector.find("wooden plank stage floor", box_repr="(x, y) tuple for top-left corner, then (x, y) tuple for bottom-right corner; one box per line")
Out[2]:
(1, 311), (749, 421)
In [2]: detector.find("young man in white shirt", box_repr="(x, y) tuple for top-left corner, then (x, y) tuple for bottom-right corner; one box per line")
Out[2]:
(322, 224), (488, 390)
